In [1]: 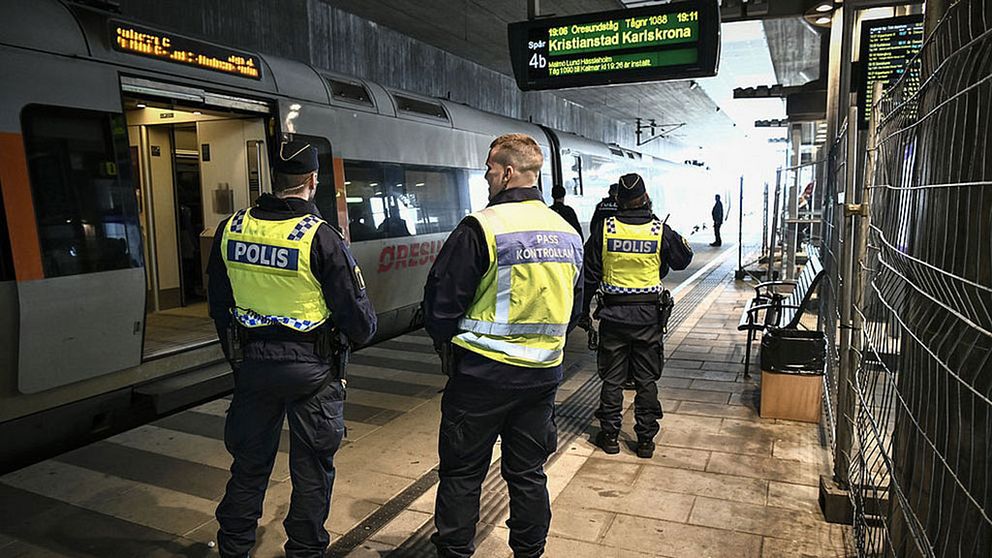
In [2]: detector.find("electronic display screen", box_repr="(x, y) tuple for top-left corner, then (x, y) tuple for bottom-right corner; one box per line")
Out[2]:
(858, 15), (923, 129)
(508, 0), (720, 91)
(110, 20), (262, 80)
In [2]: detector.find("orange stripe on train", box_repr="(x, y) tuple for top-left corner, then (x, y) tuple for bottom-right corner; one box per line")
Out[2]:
(0, 133), (44, 281)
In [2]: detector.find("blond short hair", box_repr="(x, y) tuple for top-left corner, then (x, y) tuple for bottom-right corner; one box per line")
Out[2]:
(489, 134), (543, 174)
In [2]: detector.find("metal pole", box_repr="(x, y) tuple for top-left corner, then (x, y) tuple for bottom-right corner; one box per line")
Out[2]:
(767, 169), (782, 281)
(834, 100), (860, 489)
(786, 125), (802, 279)
(737, 176), (744, 273)
(528, 0), (540, 19)
(762, 182), (769, 260)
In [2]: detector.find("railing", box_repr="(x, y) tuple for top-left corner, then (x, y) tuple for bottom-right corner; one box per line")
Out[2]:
(821, 0), (992, 554)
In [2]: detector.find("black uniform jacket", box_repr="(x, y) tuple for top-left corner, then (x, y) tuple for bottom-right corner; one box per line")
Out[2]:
(550, 201), (584, 240)
(582, 207), (693, 326)
(207, 194), (377, 362)
(423, 187), (584, 388)
(590, 197), (618, 232)
(712, 200), (724, 224)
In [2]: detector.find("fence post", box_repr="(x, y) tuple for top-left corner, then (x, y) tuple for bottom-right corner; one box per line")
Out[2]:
(735, 176), (745, 280)
(767, 169), (782, 281)
(833, 100), (860, 490)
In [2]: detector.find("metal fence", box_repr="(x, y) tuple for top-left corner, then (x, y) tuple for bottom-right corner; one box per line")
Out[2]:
(823, 0), (992, 555)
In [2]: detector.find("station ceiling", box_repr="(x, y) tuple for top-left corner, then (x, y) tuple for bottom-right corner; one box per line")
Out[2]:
(320, 0), (822, 148)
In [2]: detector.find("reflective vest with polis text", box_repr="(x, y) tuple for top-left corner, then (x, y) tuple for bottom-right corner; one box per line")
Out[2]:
(601, 216), (664, 295)
(221, 208), (330, 332)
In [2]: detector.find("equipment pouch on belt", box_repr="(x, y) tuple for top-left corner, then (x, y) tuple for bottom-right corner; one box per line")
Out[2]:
(438, 342), (458, 377)
(226, 320), (246, 368)
(658, 289), (674, 334)
(317, 326), (350, 379)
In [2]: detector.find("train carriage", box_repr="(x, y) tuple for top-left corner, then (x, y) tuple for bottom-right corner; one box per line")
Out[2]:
(0, 0), (719, 473)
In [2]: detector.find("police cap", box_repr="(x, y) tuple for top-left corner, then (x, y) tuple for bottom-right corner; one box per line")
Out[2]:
(273, 140), (318, 174)
(617, 173), (646, 202)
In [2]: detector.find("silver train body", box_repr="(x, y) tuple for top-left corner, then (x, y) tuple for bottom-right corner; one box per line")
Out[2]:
(0, 0), (718, 472)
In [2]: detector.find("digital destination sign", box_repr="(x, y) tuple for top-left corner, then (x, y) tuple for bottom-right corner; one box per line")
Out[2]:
(110, 20), (262, 80)
(508, 0), (720, 91)
(858, 15), (923, 128)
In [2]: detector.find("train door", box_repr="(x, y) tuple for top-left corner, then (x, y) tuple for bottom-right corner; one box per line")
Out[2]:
(123, 95), (271, 359)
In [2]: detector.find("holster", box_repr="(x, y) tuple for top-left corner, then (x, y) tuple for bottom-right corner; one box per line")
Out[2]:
(316, 326), (350, 380)
(658, 289), (674, 334)
(226, 320), (246, 368)
(438, 342), (458, 377)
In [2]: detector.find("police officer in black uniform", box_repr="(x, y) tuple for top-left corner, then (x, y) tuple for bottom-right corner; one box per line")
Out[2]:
(207, 141), (377, 558)
(590, 182), (619, 231)
(582, 173), (692, 458)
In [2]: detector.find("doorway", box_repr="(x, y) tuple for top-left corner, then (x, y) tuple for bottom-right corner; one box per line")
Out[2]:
(124, 97), (271, 358)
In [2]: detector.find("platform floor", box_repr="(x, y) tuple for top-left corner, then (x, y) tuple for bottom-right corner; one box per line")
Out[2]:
(0, 245), (853, 557)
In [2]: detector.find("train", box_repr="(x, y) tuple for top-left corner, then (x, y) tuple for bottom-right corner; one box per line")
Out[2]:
(0, 0), (720, 472)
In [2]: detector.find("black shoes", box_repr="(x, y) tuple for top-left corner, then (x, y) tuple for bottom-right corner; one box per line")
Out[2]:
(596, 431), (620, 454)
(636, 440), (655, 459)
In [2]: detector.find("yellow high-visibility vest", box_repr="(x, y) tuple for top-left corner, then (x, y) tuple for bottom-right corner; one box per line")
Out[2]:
(452, 200), (583, 368)
(221, 208), (330, 332)
(601, 216), (663, 295)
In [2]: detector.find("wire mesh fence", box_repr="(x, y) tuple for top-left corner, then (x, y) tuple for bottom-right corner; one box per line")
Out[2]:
(828, 0), (992, 555)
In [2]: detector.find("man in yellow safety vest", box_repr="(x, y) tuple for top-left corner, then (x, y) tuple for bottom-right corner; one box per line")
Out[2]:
(423, 133), (584, 558)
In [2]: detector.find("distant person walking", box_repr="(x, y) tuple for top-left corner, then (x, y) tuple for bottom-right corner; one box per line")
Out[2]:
(710, 194), (724, 247)
(550, 184), (584, 240)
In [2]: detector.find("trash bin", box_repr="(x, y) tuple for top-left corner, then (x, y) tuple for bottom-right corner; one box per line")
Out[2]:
(759, 329), (826, 423)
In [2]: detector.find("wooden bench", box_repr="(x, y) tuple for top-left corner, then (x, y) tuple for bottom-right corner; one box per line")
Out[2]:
(739, 245), (825, 375)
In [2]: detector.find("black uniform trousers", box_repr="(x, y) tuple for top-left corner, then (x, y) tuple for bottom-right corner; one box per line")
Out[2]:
(596, 320), (664, 441)
(216, 359), (345, 558)
(432, 376), (558, 558)
(713, 222), (722, 246)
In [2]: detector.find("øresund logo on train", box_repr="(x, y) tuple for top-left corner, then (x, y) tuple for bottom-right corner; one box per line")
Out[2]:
(228, 241), (300, 270)
(607, 239), (658, 254)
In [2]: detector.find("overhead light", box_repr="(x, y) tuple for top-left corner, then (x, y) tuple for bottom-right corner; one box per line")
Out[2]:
(369, 183), (379, 187)
(136, 103), (146, 108)
(415, 182), (425, 187)
(816, 16), (832, 24)
(816, 3), (833, 12)
(344, 181), (351, 185)
(193, 111), (202, 115)
(689, 81), (699, 90)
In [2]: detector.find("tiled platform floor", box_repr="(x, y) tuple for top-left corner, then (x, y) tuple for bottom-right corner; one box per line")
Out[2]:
(0, 254), (853, 557)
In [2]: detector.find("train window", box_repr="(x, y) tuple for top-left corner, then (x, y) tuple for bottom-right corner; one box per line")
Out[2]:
(327, 79), (374, 107)
(20, 105), (143, 278)
(290, 134), (336, 226)
(563, 155), (583, 197)
(0, 178), (14, 281)
(344, 160), (471, 240)
(393, 95), (448, 121)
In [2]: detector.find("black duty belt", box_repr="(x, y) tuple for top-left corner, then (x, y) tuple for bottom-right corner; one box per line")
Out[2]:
(244, 328), (319, 344)
(602, 293), (661, 306)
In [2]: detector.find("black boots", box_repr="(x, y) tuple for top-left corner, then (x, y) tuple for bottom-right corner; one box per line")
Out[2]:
(596, 431), (620, 454)
(636, 440), (655, 459)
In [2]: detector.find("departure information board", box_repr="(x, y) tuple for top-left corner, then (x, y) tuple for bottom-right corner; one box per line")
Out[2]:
(508, 0), (720, 91)
(858, 15), (923, 128)
(110, 20), (262, 80)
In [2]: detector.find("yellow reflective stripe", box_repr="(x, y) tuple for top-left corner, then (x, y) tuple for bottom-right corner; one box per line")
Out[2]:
(458, 318), (568, 337)
(454, 332), (562, 364)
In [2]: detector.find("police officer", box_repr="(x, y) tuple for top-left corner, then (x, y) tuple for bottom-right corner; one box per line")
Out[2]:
(590, 182), (619, 231)
(207, 140), (377, 558)
(424, 133), (584, 557)
(582, 173), (692, 458)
